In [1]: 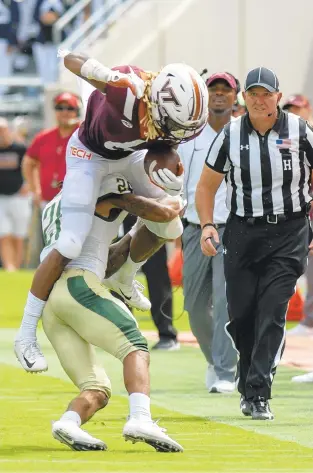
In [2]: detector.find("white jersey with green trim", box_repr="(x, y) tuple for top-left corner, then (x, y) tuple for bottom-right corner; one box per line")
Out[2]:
(40, 174), (132, 280)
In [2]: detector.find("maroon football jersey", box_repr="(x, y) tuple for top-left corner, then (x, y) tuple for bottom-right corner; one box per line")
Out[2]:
(78, 65), (193, 160)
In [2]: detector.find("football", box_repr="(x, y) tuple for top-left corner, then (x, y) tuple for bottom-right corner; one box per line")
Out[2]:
(144, 147), (184, 178)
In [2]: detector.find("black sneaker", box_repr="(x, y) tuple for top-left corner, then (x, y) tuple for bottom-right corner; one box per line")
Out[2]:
(151, 339), (180, 351)
(240, 396), (252, 416)
(251, 398), (274, 420)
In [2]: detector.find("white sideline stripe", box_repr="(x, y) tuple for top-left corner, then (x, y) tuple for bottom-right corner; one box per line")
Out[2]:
(1, 457), (311, 463)
(0, 463), (307, 473)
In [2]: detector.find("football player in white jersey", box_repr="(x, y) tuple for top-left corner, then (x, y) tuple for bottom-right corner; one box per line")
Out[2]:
(14, 55), (207, 375)
(18, 173), (183, 452)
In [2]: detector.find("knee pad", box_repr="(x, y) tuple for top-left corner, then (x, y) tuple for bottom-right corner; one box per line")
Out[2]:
(142, 216), (183, 240)
(56, 230), (83, 260)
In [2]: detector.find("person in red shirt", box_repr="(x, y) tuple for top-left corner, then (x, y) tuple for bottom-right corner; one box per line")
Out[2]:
(22, 92), (80, 209)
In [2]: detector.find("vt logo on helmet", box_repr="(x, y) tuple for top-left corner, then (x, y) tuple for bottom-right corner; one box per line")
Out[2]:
(150, 63), (208, 142)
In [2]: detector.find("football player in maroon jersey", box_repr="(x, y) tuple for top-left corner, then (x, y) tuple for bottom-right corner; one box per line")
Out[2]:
(15, 52), (208, 369)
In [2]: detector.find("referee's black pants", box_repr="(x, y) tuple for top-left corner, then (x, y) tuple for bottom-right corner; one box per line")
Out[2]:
(223, 213), (310, 401)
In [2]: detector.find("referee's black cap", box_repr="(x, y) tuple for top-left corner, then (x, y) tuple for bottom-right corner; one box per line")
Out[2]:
(244, 67), (279, 93)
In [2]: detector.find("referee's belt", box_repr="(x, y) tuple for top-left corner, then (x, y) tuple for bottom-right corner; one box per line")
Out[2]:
(232, 210), (308, 225)
(184, 221), (226, 230)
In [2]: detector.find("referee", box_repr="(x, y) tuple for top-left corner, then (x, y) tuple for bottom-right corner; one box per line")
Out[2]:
(195, 67), (313, 421)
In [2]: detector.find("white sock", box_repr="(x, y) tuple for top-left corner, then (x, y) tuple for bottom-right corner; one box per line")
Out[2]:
(129, 393), (151, 421)
(60, 410), (82, 426)
(18, 292), (46, 341)
(114, 253), (146, 286)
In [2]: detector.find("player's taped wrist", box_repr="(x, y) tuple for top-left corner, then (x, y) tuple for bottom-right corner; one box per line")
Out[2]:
(80, 58), (113, 82)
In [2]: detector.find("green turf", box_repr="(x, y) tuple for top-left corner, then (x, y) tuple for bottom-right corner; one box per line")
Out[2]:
(1, 363), (313, 473)
(0, 270), (297, 331)
(0, 269), (312, 472)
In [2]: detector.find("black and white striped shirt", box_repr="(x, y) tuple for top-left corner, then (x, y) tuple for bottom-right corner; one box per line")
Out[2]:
(205, 110), (313, 217)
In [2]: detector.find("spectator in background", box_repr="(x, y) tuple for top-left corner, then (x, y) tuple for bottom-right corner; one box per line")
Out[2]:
(232, 91), (247, 117)
(22, 92), (80, 209)
(32, 0), (67, 86)
(284, 94), (313, 338)
(12, 116), (31, 145)
(0, 118), (31, 271)
(0, 0), (19, 96)
(282, 94), (313, 124)
(14, 0), (40, 73)
(178, 72), (238, 393)
(123, 214), (179, 351)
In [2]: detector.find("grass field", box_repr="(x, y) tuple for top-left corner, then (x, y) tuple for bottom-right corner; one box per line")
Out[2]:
(0, 270), (313, 473)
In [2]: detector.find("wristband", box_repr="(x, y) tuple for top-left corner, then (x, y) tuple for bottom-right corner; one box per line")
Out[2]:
(80, 58), (111, 82)
(201, 222), (217, 230)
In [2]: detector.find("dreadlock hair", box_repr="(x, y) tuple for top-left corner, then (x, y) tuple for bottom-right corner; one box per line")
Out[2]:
(140, 71), (164, 141)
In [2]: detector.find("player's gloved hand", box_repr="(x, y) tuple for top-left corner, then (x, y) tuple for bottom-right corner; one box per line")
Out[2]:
(151, 168), (184, 196)
(107, 68), (145, 99)
(80, 58), (145, 99)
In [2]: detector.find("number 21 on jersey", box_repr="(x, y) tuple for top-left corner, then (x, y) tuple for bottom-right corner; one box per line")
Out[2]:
(42, 196), (62, 247)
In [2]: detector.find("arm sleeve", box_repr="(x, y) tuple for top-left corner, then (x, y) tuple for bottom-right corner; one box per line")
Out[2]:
(205, 128), (231, 174)
(305, 122), (313, 168)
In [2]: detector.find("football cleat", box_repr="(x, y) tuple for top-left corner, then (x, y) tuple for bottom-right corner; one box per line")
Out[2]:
(104, 277), (151, 311)
(52, 420), (107, 451)
(123, 417), (183, 452)
(14, 338), (48, 373)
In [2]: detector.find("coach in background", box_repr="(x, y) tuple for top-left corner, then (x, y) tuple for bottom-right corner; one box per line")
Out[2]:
(196, 67), (313, 420)
(178, 72), (237, 393)
(0, 118), (31, 271)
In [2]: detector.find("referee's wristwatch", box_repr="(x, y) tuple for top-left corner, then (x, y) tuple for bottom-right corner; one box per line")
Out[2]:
(201, 222), (217, 230)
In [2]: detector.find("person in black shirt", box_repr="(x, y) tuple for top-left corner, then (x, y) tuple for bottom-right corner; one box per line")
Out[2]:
(196, 67), (313, 421)
(0, 118), (31, 271)
(122, 214), (179, 351)
(0, 0), (19, 96)
(32, 0), (66, 86)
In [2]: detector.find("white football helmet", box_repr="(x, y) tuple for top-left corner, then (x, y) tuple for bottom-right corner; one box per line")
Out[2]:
(150, 63), (208, 142)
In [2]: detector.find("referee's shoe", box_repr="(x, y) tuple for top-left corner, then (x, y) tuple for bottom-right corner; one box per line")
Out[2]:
(240, 396), (252, 416)
(250, 398), (274, 420)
